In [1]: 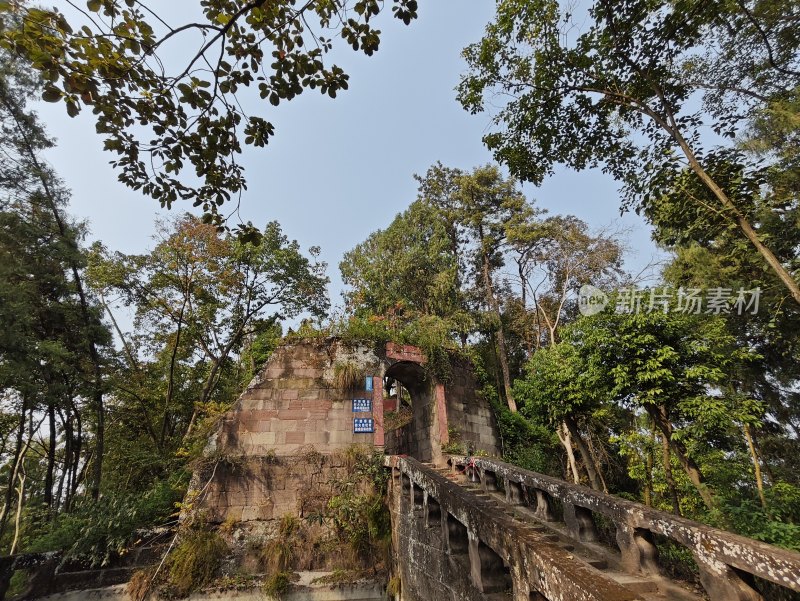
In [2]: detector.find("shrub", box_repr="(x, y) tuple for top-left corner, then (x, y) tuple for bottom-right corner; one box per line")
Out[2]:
(263, 571), (293, 598)
(166, 528), (228, 597)
(30, 475), (186, 566)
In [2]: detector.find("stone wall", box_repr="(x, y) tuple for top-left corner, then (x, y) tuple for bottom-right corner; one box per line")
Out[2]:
(213, 340), (383, 457)
(200, 453), (368, 524)
(443, 360), (500, 457)
(197, 337), (500, 528)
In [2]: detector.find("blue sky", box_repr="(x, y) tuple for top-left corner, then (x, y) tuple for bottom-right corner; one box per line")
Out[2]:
(36, 1), (663, 308)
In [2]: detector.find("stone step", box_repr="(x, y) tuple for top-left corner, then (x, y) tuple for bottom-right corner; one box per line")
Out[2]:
(606, 572), (658, 594)
(586, 557), (609, 570)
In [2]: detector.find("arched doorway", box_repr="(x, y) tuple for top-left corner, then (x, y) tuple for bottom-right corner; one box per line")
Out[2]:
(383, 360), (440, 463)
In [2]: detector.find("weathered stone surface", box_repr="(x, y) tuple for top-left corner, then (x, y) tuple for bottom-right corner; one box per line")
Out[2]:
(388, 455), (641, 601)
(463, 456), (800, 600)
(211, 337), (500, 469)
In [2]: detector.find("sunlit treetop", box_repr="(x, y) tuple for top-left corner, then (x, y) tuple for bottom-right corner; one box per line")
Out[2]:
(0, 0), (418, 238)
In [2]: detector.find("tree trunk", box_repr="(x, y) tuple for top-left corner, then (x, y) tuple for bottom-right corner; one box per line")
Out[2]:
(0, 398), (27, 541)
(564, 417), (604, 491)
(557, 423), (580, 484)
(480, 240), (516, 412)
(10, 471), (25, 555)
(160, 303), (187, 447)
(648, 405), (715, 510)
(44, 402), (56, 510)
(644, 427), (655, 507)
(67, 406), (83, 511)
(586, 431), (609, 493)
(661, 433), (681, 515)
(743, 423), (768, 511)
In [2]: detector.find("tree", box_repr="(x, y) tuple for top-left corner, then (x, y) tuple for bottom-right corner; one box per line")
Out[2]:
(0, 0), (418, 228)
(568, 307), (756, 510)
(458, 0), (800, 304)
(88, 215), (328, 458)
(507, 215), (623, 349)
(453, 166), (534, 412)
(515, 341), (608, 490)
(0, 46), (111, 504)
(340, 198), (470, 340)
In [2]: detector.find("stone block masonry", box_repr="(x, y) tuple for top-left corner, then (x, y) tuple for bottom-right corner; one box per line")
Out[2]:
(214, 340), (383, 457)
(196, 336), (502, 537)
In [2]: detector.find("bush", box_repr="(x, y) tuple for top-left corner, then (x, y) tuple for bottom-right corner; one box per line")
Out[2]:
(166, 528), (229, 597)
(30, 475), (186, 566)
(263, 571), (293, 598)
(490, 395), (561, 475)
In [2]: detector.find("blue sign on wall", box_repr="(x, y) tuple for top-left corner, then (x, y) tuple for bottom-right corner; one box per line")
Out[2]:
(354, 418), (374, 433)
(365, 376), (374, 392)
(352, 398), (372, 413)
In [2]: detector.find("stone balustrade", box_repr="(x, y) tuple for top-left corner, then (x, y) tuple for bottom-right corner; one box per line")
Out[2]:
(459, 455), (800, 601)
(387, 454), (644, 601)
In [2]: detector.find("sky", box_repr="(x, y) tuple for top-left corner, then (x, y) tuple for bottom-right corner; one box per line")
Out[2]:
(35, 1), (664, 310)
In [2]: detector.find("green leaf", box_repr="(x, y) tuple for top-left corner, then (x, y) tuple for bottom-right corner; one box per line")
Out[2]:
(42, 87), (62, 103)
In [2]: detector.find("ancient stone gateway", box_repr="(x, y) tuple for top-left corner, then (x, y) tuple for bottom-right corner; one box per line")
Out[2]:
(197, 338), (500, 524)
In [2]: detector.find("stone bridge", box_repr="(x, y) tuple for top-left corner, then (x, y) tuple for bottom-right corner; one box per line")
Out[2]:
(388, 455), (800, 601)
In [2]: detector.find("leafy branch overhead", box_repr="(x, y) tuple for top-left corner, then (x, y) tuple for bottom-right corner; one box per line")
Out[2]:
(458, 0), (800, 304)
(0, 0), (418, 227)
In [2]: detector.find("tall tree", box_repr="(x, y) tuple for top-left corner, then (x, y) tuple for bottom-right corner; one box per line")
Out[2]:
(451, 165), (532, 412)
(458, 0), (800, 304)
(507, 215), (623, 348)
(0, 47), (110, 501)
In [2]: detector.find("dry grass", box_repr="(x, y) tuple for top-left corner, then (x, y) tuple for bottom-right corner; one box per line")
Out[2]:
(166, 528), (229, 597)
(262, 514), (307, 572)
(262, 571), (295, 598)
(387, 574), (402, 597)
(126, 566), (157, 601)
(332, 361), (363, 391)
(310, 568), (371, 586)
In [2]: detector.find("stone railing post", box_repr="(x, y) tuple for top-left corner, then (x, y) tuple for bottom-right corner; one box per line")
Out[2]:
(506, 480), (525, 506)
(533, 489), (555, 522)
(694, 553), (764, 601)
(468, 536), (482, 591)
(563, 503), (599, 542)
(480, 468), (499, 492)
(614, 521), (660, 576)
